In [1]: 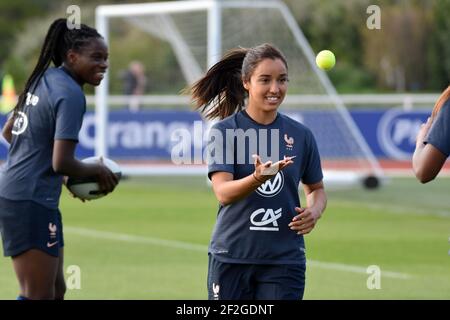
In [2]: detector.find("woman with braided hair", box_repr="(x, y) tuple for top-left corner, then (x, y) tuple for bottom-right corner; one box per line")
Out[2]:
(0, 18), (118, 300)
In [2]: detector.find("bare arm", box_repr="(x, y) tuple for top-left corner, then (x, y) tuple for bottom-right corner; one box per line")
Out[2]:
(412, 117), (447, 183)
(211, 171), (261, 205)
(53, 140), (118, 194)
(289, 180), (327, 235)
(210, 155), (294, 206)
(2, 114), (14, 143)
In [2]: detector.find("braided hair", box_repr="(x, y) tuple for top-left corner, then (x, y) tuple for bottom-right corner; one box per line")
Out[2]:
(13, 18), (102, 116)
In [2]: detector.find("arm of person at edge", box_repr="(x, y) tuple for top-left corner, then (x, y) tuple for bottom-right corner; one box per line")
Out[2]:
(53, 140), (118, 197)
(412, 117), (447, 183)
(210, 154), (294, 206)
(2, 113), (14, 143)
(289, 180), (327, 235)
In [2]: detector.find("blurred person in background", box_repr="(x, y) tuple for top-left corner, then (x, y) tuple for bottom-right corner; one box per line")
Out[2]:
(122, 61), (147, 112)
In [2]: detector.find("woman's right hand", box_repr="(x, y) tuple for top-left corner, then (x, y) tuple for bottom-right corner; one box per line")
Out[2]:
(252, 154), (294, 183)
(95, 157), (119, 195)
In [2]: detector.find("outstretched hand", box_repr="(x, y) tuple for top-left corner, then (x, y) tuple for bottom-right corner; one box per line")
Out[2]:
(252, 154), (294, 182)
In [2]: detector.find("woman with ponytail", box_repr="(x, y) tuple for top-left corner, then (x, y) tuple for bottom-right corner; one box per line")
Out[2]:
(191, 43), (327, 300)
(413, 86), (450, 183)
(0, 18), (118, 300)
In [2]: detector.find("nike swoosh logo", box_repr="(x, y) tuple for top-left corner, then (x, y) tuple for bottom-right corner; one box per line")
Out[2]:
(47, 241), (59, 248)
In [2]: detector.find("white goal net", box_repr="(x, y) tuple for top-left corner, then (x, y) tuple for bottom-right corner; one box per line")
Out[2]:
(95, 0), (384, 188)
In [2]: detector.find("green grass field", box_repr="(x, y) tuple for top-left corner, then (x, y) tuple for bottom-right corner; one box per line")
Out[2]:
(0, 176), (449, 299)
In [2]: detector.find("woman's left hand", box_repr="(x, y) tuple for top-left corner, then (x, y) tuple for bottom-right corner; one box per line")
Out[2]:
(288, 206), (321, 235)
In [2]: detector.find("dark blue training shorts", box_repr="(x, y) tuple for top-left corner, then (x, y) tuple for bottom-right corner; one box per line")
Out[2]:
(207, 254), (306, 300)
(0, 196), (64, 257)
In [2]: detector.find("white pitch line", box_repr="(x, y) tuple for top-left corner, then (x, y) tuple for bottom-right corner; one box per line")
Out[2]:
(334, 200), (450, 218)
(307, 260), (411, 279)
(65, 226), (412, 279)
(65, 226), (205, 252)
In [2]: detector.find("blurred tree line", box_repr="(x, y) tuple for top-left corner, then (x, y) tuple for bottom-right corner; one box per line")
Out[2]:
(0, 0), (448, 95)
(286, 0), (449, 92)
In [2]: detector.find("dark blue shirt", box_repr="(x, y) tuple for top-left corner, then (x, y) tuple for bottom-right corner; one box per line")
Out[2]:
(207, 110), (323, 264)
(0, 67), (86, 209)
(426, 99), (450, 157)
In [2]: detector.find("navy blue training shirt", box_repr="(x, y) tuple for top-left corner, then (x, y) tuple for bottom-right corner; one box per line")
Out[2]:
(425, 99), (450, 157)
(207, 110), (323, 265)
(0, 67), (86, 209)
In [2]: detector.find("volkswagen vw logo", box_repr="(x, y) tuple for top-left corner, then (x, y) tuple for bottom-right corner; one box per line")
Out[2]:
(256, 171), (284, 197)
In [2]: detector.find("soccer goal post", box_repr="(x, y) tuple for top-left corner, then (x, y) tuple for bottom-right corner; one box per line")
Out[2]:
(95, 0), (385, 189)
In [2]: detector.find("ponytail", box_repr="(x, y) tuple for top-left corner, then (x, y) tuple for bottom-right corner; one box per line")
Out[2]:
(431, 85), (450, 120)
(190, 43), (288, 120)
(13, 19), (67, 116)
(190, 48), (248, 120)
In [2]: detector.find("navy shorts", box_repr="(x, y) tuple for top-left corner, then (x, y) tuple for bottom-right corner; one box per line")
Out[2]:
(0, 196), (64, 257)
(207, 254), (305, 300)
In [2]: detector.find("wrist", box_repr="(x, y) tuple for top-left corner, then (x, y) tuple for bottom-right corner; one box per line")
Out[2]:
(309, 206), (323, 219)
(252, 172), (265, 184)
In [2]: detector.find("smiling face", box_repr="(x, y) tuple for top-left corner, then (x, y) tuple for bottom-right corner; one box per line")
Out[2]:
(65, 37), (109, 86)
(243, 58), (288, 114)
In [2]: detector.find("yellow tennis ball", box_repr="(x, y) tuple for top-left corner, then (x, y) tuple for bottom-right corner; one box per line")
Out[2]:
(316, 50), (336, 70)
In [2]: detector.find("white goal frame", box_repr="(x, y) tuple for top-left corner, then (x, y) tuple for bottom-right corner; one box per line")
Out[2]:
(95, 0), (384, 187)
